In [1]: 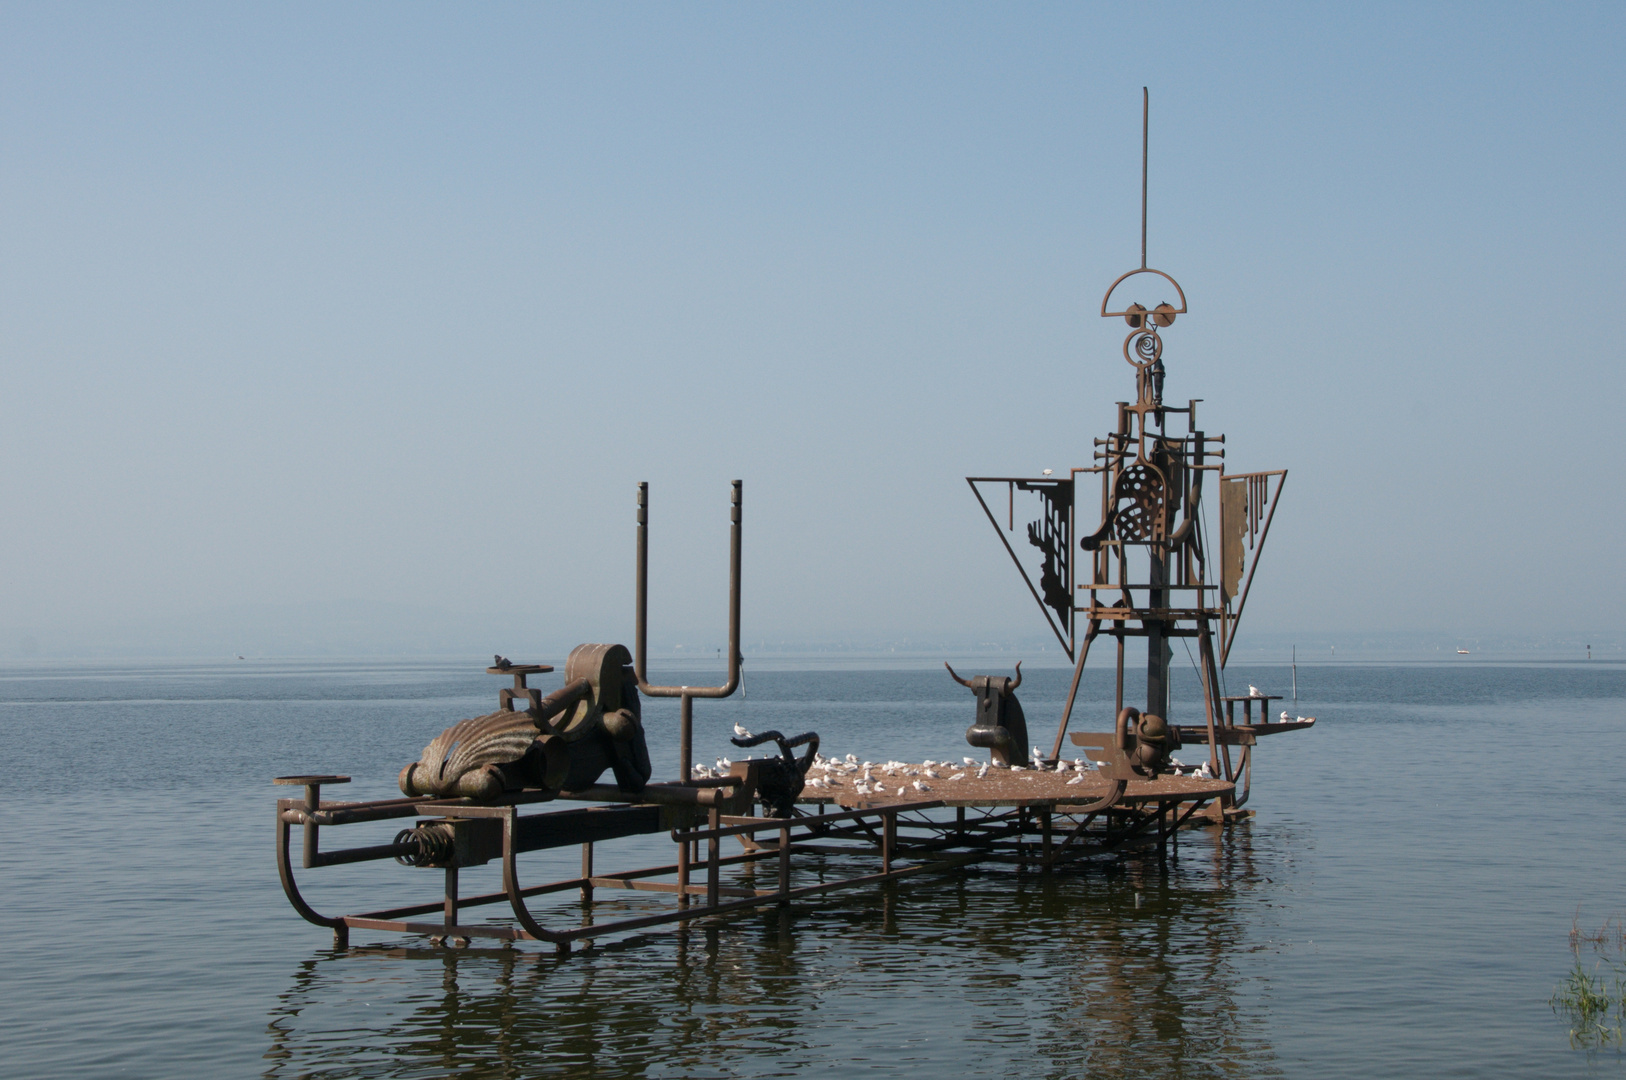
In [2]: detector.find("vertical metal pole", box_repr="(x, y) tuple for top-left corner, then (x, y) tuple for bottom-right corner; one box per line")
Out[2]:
(580, 842), (594, 904)
(1158, 802), (1169, 866)
(1141, 86), (1149, 270)
(301, 783), (320, 869)
(677, 827), (690, 909)
(444, 867), (459, 930)
(1197, 619), (1224, 777)
(680, 694), (693, 782)
(1041, 808), (1053, 869)
(778, 824), (791, 904)
(636, 483), (648, 683)
(1147, 550), (1170, 720)
(706, 806), (721, 908)
(1115, 634), (1125, 719)
(882, 812), (895, 874)
(729, 479), (742, 680)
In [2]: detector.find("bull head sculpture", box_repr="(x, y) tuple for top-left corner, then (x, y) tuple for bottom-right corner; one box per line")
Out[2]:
(947, 661), (1029, 767)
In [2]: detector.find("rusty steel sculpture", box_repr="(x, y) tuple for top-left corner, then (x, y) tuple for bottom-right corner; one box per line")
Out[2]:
(273, 90), (1312, 956)
(964, 88), (1312, 818)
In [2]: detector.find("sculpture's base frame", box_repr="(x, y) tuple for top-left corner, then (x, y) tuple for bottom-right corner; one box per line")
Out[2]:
(277, 777), (1231, 957)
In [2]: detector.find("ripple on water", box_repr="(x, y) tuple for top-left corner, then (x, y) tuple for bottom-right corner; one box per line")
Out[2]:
(2, 661), (1624, 1078)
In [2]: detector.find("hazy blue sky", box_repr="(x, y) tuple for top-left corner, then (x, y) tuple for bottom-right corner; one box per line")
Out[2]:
(1, 3), (1621, 659)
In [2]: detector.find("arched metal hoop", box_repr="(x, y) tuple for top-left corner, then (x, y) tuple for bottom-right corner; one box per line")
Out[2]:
(1100, 267), (1188, 319)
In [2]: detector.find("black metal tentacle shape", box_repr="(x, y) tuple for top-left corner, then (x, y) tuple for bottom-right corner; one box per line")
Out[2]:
(729, 730), (820, 819)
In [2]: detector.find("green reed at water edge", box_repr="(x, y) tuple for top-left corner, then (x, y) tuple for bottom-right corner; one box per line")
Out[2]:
(1552, 913), (1626, 1049)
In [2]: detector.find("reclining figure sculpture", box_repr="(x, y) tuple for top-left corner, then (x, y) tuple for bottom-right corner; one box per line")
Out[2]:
(398, 643), (653, 800)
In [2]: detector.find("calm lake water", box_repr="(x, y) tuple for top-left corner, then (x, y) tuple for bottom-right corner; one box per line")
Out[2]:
(3, 658), (1623, 1078)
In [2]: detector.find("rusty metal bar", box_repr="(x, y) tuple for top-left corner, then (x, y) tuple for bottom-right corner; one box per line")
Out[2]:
(1048, 618), (1099, 761)
(965, 478), (1072, 660)
(676, 829), (690, 910)
(674, 801), (943, 843)
(1141, 86), (1149, 270)
(1196, 618), (1223, 777)
(778, 824), (791, 903)
(706, 806), (721, 908)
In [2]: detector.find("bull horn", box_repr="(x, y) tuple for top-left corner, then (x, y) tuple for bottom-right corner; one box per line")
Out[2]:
(1009, 661), (1022, 691)
(944, 662), (972, 688)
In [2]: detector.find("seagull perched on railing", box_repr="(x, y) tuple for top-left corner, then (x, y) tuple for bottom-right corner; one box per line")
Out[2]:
(1248, 685), (1261, 697)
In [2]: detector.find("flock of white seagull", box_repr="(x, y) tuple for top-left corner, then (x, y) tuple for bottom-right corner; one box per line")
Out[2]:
(684, 723), (1224, 796)
(691, 692), (1313, 799)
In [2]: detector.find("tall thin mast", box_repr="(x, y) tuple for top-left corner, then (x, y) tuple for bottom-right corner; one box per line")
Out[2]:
(1141, 87), (1148, 270)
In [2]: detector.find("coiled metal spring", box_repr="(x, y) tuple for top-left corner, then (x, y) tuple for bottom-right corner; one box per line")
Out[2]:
(393, 824), (454, 867)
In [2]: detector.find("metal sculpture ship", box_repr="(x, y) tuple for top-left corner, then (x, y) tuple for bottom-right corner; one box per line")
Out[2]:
(273, 91), (1314, 955)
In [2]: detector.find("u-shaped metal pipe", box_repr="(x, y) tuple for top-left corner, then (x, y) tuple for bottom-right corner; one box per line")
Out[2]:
(634, 480), (742, 780)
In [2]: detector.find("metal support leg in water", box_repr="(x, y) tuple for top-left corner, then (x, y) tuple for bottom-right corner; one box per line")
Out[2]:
(778, 823), (791, 904)
(677, 832), (690, 909)
(434, 867), (466, 947)
(1157, 801), (1170, 867)
(581, 842), (594, 904)
(882, 811), (896, 875)
(706, 807), (721, 908)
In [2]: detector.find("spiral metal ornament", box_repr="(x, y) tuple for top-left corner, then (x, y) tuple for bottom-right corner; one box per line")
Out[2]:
(1123, 327), (1162, 371)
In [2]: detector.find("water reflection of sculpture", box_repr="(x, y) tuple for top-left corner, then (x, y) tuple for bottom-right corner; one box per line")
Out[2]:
(264, 830), (1278, 1080)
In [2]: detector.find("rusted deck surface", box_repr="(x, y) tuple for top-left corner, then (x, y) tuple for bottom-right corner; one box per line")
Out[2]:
(792, 762), (1232, 809)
